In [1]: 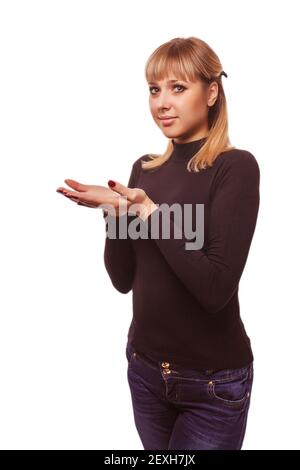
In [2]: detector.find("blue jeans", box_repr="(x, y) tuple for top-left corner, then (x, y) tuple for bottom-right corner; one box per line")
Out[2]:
(126, 341), (254, 450)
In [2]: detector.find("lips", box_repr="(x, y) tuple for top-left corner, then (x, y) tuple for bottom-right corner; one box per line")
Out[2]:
(160, 117), (177, 127)
(159, 116), (177, 120)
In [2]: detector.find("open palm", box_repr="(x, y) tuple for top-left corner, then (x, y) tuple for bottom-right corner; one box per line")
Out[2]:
(56, 178), (147, 216)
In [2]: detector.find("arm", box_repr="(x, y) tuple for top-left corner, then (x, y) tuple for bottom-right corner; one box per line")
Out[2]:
(143, 152), (260, 313)
(102, 162), (138, 294)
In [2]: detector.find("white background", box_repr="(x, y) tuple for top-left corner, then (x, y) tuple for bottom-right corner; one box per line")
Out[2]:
(0, 0), (299, 450)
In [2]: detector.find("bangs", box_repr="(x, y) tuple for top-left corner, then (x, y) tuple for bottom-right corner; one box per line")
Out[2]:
(145, 50), (199, 84)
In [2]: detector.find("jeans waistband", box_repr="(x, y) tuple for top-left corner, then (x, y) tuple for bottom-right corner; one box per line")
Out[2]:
(127, 341), (253, 379)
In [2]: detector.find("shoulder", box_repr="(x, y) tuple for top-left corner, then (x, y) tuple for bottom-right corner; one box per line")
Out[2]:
(210, 148), (260, 199)
(131, 153), (151, 173)
(216, 148), (260, 180)
(132, 153), (151, 166)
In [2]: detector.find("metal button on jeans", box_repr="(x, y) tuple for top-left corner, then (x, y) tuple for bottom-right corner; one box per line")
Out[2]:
(161, 362), (170, 368)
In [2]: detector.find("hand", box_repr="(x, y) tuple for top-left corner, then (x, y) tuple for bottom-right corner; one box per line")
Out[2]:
(56, 179), (158, 219)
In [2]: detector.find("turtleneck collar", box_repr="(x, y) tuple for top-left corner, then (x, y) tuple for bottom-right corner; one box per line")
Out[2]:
(171, 136), (208, 162)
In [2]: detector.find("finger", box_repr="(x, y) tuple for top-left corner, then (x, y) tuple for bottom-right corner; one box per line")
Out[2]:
(64, 192), (98, 206)
(107, 180), (135, 202)
(63, 189), (82, 198)
(65, 192), (97, 204)
(56, 187), (69, 194)
(69, 195), (86, 203)
(64, 179), (89, 192)
(57, 189), (78, 201)
(67, 196), (80, 203)
(78, 201), (98, 208)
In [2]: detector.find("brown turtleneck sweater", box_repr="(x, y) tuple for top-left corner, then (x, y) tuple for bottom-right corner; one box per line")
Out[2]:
(102, 137), (260, 370)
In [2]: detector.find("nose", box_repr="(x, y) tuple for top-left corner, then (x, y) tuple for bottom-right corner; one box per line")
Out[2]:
(155, 90), (173, 112)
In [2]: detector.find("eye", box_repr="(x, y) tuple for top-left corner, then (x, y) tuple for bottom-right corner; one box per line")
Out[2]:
(149, 84), (186, 95)
(174, 84), (186, 93)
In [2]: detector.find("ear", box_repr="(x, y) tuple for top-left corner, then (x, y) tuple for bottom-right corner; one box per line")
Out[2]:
(207, 81), (219, 107)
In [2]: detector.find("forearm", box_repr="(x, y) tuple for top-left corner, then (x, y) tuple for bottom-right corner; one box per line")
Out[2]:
(103, 211), (136, 294)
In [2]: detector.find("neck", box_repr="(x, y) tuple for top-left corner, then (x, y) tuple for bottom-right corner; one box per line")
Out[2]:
(171, 136), (208, 162)
(172, 132), (209, 145)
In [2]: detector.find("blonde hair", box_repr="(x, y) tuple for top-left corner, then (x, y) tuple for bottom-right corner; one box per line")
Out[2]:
(142, 36), (236, 172)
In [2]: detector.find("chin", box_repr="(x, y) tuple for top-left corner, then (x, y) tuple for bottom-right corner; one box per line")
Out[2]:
(161, 127), (181, 136)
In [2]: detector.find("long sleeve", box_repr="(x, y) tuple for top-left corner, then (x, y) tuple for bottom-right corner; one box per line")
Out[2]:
(102, 162), (138, 294)
(143, 152), (260, 314)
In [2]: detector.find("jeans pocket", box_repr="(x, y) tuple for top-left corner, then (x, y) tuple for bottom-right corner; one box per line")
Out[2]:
(126, 341), (137, 367)
(207, 364), (252, 408)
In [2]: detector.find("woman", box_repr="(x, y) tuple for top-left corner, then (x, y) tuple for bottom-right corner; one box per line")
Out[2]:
(56, 37), (260, 450)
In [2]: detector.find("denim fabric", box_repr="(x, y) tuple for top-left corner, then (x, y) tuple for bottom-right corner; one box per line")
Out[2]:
(126, 341), (254, 450)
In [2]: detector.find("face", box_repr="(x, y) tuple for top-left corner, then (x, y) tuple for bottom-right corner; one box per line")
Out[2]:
(148, 76), (219, 144)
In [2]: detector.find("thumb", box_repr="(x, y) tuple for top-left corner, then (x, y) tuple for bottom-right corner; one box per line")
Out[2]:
(107, 180), (135, 202)
(64, 179), (89, 191)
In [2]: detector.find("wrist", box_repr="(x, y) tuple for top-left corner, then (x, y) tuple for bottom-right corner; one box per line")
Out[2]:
(137, 198), (159, 221)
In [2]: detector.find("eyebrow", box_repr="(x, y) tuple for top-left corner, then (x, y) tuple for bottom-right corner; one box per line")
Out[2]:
(148, 79), (187, 85)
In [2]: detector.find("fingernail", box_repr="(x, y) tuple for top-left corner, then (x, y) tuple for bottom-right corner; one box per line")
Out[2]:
(108, 180), (116, 187)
